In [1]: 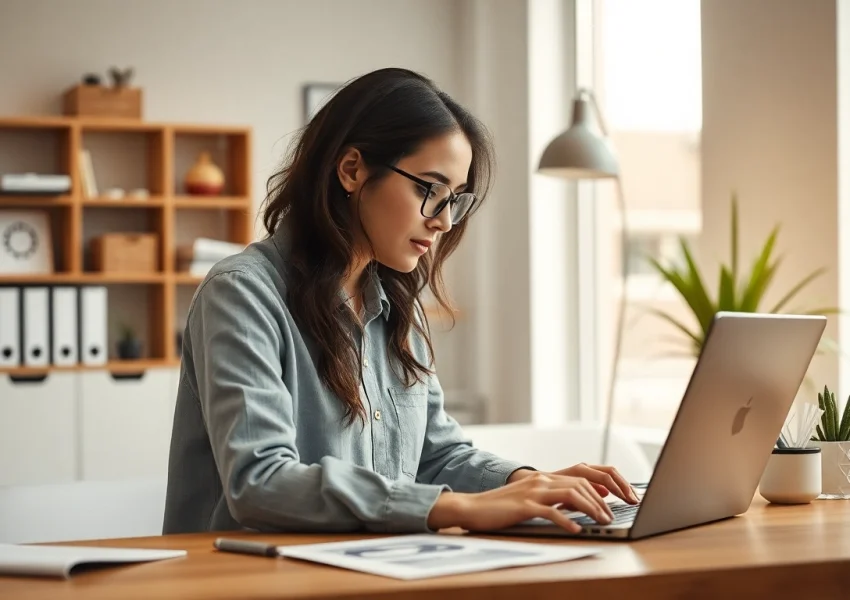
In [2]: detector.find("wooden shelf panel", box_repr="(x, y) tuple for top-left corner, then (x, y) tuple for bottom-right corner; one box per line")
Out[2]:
(81, 196), (166, 207)
(0, 359), (180, 377)
(0, 273), (166, 284)
(0, 115), (71, 129)
(0, 195), (73, 207)
(173, 196), (250, 209)
(80, 119), (164, 133)
(0, 116), (249, 134)
(173, 273), (205, 285)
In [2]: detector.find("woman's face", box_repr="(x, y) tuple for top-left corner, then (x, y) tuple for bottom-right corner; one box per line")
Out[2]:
(339, 131), (473, 273)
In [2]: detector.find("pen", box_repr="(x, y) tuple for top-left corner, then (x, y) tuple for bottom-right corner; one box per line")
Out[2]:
(213, 537), (281, 557)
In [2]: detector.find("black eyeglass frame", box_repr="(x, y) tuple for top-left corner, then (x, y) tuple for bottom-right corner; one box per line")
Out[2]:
(384, 164), (476, 224)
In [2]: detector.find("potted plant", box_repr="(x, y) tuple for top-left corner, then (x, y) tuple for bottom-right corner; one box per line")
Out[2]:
(811, 385), (850, 498)
(116, 324), (143, 360)
(645, 193), (838, 357)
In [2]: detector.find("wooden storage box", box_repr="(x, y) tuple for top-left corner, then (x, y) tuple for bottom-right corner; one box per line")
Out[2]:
(64, 85), (142, 119)
(91, 233), (158, 273)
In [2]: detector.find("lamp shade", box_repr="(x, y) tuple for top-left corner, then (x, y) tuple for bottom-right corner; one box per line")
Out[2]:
(537, 94), (620, 180)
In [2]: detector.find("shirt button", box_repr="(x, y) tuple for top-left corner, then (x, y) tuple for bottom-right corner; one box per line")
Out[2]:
(363, 357), (369, 369)
(374, 410), (381, 420)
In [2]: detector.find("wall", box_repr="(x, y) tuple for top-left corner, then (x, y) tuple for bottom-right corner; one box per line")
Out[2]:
(700, 0), (840, 398)
(454, 0), (533, 423)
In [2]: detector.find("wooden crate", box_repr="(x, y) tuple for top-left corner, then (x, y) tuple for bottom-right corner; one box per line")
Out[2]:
(91, 233), (158, 273)
(63, 85), (142, 119)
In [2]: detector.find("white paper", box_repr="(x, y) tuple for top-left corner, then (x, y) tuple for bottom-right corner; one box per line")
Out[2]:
(277, 535), (602, 580)
(0, 544), (187, 578)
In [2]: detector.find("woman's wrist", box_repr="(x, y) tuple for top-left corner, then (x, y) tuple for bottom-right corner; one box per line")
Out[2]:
(507, 468), (537, 484)
(427, 492), (469, 530)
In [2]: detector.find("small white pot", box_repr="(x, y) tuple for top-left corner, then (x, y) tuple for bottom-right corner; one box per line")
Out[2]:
(759, 448), (822, 504)
(809, 441), (850, 499)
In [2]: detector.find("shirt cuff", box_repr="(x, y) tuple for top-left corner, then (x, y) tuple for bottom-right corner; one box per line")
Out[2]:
(380, 480), (451, 533)
(480, 460), (536, 492)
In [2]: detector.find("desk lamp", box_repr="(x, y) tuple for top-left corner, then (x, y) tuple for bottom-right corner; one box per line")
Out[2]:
(537, 87), (625, 464)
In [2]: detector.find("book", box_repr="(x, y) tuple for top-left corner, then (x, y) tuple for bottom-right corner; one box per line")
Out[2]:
(0, 544), (187, 578)
(276, 535), (602, 580)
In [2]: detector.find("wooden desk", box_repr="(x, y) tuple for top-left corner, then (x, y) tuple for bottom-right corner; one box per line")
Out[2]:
(2, 497), (849, 600)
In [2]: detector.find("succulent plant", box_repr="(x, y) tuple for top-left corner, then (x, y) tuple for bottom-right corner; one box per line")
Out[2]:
(814, 385), (850, 442)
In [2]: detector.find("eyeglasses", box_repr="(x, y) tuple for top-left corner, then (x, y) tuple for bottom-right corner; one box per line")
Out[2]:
(384, 165), (477, 225)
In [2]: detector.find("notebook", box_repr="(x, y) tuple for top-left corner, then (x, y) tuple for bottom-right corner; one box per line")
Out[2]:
(0, 544), (187, 578)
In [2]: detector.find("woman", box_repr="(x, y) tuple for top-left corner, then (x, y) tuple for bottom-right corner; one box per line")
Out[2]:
(162, 67), (639, 536)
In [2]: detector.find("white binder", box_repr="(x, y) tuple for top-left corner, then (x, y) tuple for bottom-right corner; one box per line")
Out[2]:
(22, 287), (49, 367)
(80, 286), (107, 366)
(51, 287), (78, 366)
(0, 288), (20, 367)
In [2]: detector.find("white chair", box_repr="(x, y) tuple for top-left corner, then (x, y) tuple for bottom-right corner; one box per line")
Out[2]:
(461, 422), (653, 483)
(0, 478), (167, 544)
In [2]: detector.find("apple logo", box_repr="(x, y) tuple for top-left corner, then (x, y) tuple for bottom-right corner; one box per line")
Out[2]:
(731, 396), (754, 436)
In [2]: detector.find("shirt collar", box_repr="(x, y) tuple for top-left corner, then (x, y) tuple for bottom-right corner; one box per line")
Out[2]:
(347, 264), (391, 322)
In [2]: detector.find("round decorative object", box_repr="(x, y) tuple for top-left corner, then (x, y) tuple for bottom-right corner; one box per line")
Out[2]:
(185, 151), (225, 196)
(3, 220), (39, 260)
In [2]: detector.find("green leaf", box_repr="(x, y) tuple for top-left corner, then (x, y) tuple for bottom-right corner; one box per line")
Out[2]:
(824, 390), (837, 441)
(738, 227), (780, 312)
(677, 240), (716, 336)
(646, 256), (712, 331)
(730, 192), (739, 292)
(800, 306), (842, 316)
(833, 390), (841, 441)
(816, 424), (826, 441)
(839, 396), (850, 441)
(644, 308), (703, 349)
(768, 267), (827, 314)
(718, 266), (736, 311)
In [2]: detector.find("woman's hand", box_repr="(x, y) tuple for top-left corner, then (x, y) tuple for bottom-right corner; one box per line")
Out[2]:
(509, 463), (640, 505)
(427, 472), (616, 533)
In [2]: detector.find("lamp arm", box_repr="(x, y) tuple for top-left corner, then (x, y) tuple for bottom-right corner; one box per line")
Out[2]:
(601, 177), (627, 464)
(578, 87), (611, 138)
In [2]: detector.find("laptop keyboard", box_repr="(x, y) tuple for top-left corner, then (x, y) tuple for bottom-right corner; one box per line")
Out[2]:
(572, 503), (640, 527)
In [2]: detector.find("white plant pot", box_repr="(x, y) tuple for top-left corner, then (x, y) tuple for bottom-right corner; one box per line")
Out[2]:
(809, 441), (850, 499)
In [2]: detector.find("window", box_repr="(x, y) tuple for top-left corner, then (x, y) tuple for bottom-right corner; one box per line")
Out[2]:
(589, 0), (703, 431)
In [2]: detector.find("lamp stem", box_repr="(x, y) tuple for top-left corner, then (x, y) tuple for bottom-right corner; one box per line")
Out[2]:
(580, 87), (610, 137)
(601, 177), (627, 464)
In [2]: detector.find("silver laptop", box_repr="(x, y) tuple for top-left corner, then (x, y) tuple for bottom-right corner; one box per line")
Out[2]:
(493, 311), (826, 541)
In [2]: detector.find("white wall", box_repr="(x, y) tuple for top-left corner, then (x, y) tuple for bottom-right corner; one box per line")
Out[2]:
(454, 0), (533, 423)
(700, 0), (840, 398)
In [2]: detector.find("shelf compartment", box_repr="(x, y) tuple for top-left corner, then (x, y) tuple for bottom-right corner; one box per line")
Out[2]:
(173, 129), (250, 197)
(80, 127), (167, 198)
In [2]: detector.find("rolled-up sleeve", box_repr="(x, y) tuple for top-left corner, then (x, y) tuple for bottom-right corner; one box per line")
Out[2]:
(415, 374), (533, 493)
(191, 270), (448, 533)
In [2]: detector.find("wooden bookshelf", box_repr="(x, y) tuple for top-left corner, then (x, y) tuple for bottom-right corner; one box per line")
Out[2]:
(0, 115), (253, 375)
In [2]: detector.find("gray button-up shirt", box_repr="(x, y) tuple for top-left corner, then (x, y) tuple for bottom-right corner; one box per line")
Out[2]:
(162, 228), (527, 535)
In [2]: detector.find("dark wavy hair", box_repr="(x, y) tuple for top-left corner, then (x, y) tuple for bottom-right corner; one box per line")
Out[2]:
(261, 67), (495, 425)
